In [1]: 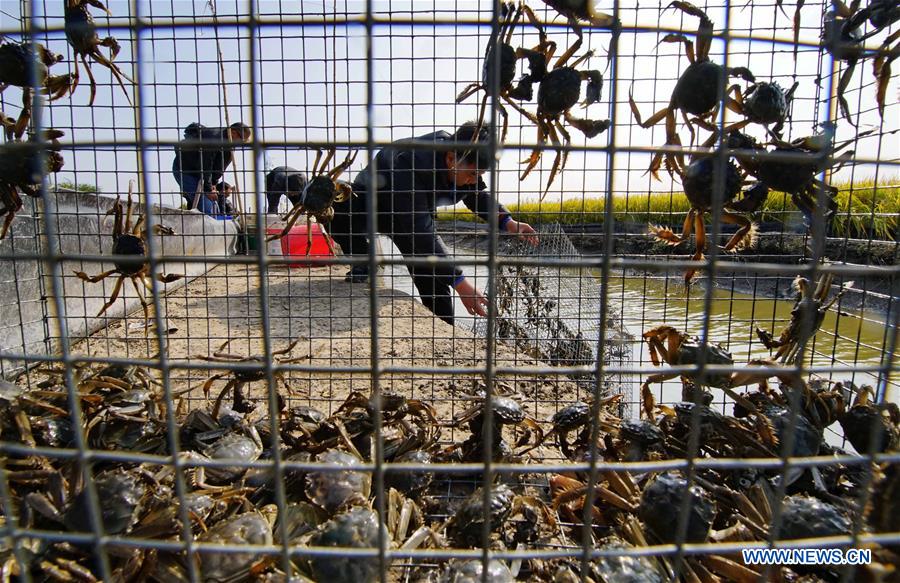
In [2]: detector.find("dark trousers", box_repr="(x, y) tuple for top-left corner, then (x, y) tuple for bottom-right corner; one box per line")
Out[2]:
(329, 191), (455, 325)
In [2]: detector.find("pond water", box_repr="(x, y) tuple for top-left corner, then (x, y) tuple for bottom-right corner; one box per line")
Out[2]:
(376, 238), (898, 411)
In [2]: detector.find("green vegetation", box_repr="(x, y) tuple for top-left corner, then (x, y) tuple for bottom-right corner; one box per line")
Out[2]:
(56, 180), (100, 193)
(436, 177), (899, 240)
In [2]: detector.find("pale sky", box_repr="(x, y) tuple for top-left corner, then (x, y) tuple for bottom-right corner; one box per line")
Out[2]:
(1, 0), (897, 212)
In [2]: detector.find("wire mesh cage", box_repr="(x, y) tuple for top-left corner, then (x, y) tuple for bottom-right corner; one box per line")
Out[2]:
(0, 0), (898, 581)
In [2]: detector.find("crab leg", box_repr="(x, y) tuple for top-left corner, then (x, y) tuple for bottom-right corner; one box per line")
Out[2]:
(73, 268), (117, 283)
(95, 274), (125, 316)
(329, 150), (358, 180)
(721, 211), (757, 252)
(80, 54), (99, 107)
(519, 121), (546, 181)
(129, 275), (150, 323)
(538, 119), (567, 200)
(318, 148), (337, 175)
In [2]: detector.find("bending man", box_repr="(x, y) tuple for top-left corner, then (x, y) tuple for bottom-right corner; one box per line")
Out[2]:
(330, 121), (537, 325)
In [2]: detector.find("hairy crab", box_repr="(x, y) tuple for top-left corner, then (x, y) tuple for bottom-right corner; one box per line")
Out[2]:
(72, 183), (182, 322)
(0, 40), (74, 139)
(518, 41), (609, 198)
(648, 154), (763, 284)
(267, 148), (356, 253)
(756, 272), (853, 365)
(64, 0), (133, 105)
(628, 2), (754, 178)
(456, 1), (551, 140)
(0, 129), (64, 239)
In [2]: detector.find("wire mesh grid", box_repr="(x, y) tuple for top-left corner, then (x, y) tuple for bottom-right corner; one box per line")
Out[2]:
(0, 0), (898, 581)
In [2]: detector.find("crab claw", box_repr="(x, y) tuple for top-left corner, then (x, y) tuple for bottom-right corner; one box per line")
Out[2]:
(581, 70), (604, 106)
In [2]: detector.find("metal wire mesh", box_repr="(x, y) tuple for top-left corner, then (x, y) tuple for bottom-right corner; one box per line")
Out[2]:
(0, 0), (898, 582)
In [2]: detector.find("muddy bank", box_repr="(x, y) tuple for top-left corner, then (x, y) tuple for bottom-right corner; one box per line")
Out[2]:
(437, 221), (899, 315)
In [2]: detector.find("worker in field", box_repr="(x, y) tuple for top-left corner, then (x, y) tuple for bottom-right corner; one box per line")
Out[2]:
(329, 121), (538, 325)
(265, 166), (308, 214)
(172, 121), (251, 216)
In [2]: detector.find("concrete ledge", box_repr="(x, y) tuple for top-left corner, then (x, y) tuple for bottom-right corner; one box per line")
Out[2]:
(0, 191), (239, 375)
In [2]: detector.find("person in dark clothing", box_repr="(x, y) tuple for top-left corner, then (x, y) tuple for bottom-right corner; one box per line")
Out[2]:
(172, 122), (251, 215)
(329, 121), (538, 325)
(265, 166), (308, 214)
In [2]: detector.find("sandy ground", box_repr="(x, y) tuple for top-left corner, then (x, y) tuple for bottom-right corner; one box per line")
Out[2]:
(64, 262), (589, 453)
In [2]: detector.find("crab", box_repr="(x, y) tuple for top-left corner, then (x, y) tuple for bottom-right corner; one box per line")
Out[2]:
(738, 80), (798, 136)
(777, 495), (851, 540)
(838, 384), (899, 454)
(0, 40), (74, 139)
(517, 41), (610, 198)
(64, 0), (133, 105)
(0, 129), (64, 239)
(456, 2), (551, 141)
(641, 325), (784, 424)
(267, 148), (356, 253)
(305, 449), (372, 515)
(433, 559), (514, 583)
(193, 505), (278, 582)
(308, 507), (381, 583)
(25, 466), (161, 535)
(752, 130), (866, 229)
(537, 1), (619, 68)
(542, 395), (623, 460)
(648, 155), (763, 284)
(445, 484), (555, 548)
(195, 338), (307, 419)
(638, 471), (717, 544)
(628, 2), (754, 179)
(824, 0), (900, 123)
(384, 449), (435, 496)
(334, 390), (441, 461)
(72, 184), (182, 322)
(446, 395), (544, 462)
(756, 272), (853, 365)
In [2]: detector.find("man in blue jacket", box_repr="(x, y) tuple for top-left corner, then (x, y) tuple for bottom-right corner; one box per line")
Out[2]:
(173, 122), (251, 215)
(329, 122), (538, 325)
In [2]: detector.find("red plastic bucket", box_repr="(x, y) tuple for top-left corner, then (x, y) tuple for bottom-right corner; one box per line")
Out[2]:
(277, 223), (334, 267)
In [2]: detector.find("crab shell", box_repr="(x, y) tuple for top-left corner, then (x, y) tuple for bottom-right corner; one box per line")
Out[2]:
(65, 471), (149, 534)
(638, 472), (716, 543)
(681, 157), (743, 210)
(202, 431), (262, 484)
(592, 539), (665, 583)
(672, 60), (727, 116)
(674, 339), (734, 389)
(305, 449), (372, 514)
(839, 405), (898, 454)
(309, 507), (382, 583)
(777, 496), (850, 540)
(303, 175), (341, 213)
(112, 233), (146, 275)
(743, 81), (790, 125)
(438, 559), (514, 583)
(448, 484), (514, 547)
(198, 511), (274, 581)
(551, 401), (591, 431)
(756, 148), (818, 194)
(482, 43), (519, 92)
(0, 42), (54, 87)
(1, 146), (64, 189)
(537, 67), (582, 116)
(384, 449), (433, 495)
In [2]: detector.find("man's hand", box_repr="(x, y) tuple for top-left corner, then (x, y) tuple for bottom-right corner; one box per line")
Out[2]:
(454, 277), (489, 317)
(506, 219), (539, 247)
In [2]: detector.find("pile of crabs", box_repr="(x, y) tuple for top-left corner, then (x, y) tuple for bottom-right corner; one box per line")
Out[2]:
(2, 311), (898, 582)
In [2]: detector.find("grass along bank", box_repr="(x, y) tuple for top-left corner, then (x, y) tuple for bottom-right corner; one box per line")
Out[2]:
(436, 178), (900, 241)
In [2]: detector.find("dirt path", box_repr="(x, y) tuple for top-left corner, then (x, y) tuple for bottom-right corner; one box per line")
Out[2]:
(68, 263), (589, 451)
